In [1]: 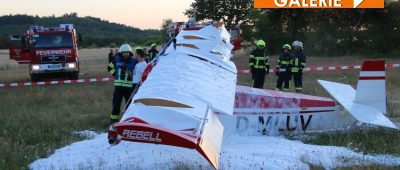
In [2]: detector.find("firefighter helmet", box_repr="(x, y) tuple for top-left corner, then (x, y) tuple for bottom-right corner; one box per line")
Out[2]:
(135, 47), (145, 56)
(292, 40), (303, 49)
(282, 44), (291, 50)
(256, 40), (266, 47)
(151, 43), (157, 48)
(119, 44), (132, 53)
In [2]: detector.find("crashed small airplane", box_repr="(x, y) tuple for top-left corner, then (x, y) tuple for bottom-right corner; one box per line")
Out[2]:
(108, 23), (398, 169)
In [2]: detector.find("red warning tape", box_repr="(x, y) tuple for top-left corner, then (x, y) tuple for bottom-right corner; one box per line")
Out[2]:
(0, 77), (114, 88)
(0, 63), (399, 88)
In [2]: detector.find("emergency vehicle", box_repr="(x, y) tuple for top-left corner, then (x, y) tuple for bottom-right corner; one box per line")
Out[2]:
(9, 24), (80, 81)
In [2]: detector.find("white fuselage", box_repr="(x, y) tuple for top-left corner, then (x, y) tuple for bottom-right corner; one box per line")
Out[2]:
(219, 105), (357, 136)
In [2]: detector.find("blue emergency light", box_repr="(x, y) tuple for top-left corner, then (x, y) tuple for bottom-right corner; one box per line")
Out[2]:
(31, 26), (38, 32)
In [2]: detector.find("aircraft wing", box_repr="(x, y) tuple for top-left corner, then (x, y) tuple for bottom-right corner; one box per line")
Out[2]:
(109, 23), (235, 169)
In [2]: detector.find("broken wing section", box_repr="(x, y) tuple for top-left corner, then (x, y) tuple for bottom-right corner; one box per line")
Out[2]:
(196, 108), (224, 168)
(318, 80), (398, 129)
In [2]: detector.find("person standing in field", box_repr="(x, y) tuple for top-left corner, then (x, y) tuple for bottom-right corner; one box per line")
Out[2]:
(108, 48), (114, 63)
(249, 39), (270, 134)
(147, 43), (159, 62)
(107, 44), (138, 125)
(249, 40), (269, 89)
(291, 40), (306, 93)
(275, 44), (293, 92)
(108, 48), (119, 63)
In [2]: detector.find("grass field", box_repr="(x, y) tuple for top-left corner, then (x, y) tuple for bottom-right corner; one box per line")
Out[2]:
(0, 48), (399, 169)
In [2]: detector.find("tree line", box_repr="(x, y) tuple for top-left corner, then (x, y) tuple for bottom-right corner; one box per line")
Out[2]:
(0, 13), (161, 49)
(185, 0), (400, 57)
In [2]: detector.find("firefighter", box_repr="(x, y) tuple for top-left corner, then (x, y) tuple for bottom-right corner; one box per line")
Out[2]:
(107, 44), (138, 124)
(276, 44), (293, 92)
(108, 48), (114, 63)
(250, 40), (269, 134)
(291, 40), (306, 93)
(147, 43), (159, 62)
(249, 40), (269, 89)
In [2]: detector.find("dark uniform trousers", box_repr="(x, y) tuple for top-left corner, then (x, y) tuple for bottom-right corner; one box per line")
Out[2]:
(291, 52), (306, 93)
(276, 71), (291, 91)
(276, 53), (292, 91)
(252, 69), (266, 89)
(292, 72), (303, 92)
(111, 86), (133, 120)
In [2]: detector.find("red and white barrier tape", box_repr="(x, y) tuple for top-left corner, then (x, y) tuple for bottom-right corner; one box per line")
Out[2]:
(0, 63), (399, 88)
(0, 77), (114, 88)
(237, 63), (399, 74)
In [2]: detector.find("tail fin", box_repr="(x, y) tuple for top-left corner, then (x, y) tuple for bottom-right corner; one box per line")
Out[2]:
(355, 60), (386, 114)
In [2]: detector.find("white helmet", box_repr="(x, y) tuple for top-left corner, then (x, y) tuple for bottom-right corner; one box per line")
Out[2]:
(119, 44), (132, 53)
(292, 40), (303, 49)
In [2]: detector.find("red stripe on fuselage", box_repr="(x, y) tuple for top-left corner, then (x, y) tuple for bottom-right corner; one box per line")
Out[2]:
(300, 110), (335, 114)
(359, 76), (385, 80)
(233, 109), (336, 115)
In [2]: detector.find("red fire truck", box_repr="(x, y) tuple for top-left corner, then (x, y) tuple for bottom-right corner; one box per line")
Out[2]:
(9, 24), (80, 81)
(167, 21), (242, 51)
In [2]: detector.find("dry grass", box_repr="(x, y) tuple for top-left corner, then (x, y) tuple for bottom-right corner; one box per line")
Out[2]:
(0, 83), (113, 169)
(0, 48), (399, 169)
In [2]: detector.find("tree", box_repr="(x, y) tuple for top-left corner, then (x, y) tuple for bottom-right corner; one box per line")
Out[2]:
(0, 14), (160, 49)
(62, 12), (78, 18)
(160, 18), (173, 42)
(184, 0), (253, 28)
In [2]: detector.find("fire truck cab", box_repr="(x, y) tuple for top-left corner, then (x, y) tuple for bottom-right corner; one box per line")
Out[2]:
(9, 24), (80, 81)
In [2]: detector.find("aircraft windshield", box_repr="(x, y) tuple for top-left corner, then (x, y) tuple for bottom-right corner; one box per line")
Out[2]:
(32, 33), (73, 48)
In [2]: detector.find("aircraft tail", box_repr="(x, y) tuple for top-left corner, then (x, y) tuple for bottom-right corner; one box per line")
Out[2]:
(355, 60), (387, 114)
(318, 60), (398, 130)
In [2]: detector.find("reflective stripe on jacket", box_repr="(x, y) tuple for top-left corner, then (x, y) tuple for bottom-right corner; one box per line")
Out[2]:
(277, 53), (292, 72)
(291, 51), (306, 73)
(249, 48), (269, 70)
